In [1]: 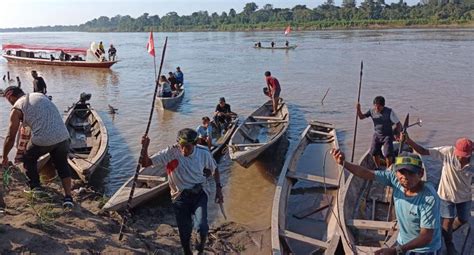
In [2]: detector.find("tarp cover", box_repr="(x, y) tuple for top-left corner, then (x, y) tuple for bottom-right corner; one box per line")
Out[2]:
(2, 44), (87, 55)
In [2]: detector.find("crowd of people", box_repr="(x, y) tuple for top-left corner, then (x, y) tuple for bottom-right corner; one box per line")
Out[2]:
(157, 66), (184, 97)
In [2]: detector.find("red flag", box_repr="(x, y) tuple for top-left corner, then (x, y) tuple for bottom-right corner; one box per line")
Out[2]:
(284, 25), (291, 36)
(146, 31), (155, 57)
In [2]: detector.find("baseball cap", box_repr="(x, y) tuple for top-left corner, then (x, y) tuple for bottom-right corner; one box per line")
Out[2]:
(219, 97), (225, 102)
(176, 128), (198, 145)
(454, 138), (472, 158)
(393, 152), (423, 173)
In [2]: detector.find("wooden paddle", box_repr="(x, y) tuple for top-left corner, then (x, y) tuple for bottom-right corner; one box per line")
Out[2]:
(118, 36), (168, 241)
(350, 61), (363, 163)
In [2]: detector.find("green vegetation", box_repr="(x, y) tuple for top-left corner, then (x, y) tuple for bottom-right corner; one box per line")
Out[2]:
(1, 1), (473, 32)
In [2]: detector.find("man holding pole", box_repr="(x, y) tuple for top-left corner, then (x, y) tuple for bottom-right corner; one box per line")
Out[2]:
(402, 135), (472, 254)
(140, 128), (223, 255)
(357, 96), (402, 168)
(264, 71), (281, 116)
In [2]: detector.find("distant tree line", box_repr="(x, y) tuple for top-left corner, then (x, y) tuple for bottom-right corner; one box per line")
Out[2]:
(1, 1), (473, 32)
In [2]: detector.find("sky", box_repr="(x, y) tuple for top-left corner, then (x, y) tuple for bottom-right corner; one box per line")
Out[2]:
(1, 0), (420, 29)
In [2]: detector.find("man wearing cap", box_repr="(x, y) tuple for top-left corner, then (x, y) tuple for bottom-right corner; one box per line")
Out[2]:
(1, 86), (73, 208)
(357, 96), (402, 168)
(331, 149), (441, 254)
(402, 135), (472, 254)
(140, 128), (223, 255)
(214, 97), (233, 132)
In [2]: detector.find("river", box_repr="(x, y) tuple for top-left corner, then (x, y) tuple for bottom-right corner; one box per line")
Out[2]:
(0, 29), (473, 229)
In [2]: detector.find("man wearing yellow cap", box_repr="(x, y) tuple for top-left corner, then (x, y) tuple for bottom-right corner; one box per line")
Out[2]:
(403, 135), (472, 254)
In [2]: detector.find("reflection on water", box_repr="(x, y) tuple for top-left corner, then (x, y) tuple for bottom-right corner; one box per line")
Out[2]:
(0, 29), (473, 228)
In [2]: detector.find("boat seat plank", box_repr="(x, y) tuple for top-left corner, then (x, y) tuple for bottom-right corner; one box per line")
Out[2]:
(309, 130), (333, 136)
(280, 230), (329, 248)
(232, 143), (266, 147)
(238, 128), (258, 143)
(252, 116), (284, 120)
(286, 172), (339, 187)
(309, 121), (334, 128)
(137, 175), (166, 182)
(346, 219), (397, 230)
(244, 120), (288, 125)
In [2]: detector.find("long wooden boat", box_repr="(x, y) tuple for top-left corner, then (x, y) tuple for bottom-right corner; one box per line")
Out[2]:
(228, 99), (289, 167)
(339, 143), (427, 254)
(155, 86), (185, 109)
(271, 121), (342, 254)
(102, 114), (239, 211)
(65, 100), (108, 181)
(254, 45), (297, 50)
(2, 43), (117, 68)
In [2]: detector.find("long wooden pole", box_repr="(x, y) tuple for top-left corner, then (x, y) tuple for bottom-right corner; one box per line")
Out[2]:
(118, 36), (168, 240)
(350, 61), (363, 163)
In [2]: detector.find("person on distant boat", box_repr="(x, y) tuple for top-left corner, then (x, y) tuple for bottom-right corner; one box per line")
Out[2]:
(357, 96), (402, 168)
(264, 71), (281, 116)
(196, 117), (213, 150)
(108, 44), (117, 61)
(50, 54), (55, 61)
(168, 72), (178, 92)
(214, 97), (233, 131)
(331, 149), (441, 254)
(271, 41), (275, 48)
(158, 75), (172, 97)
(59, 50), (65, 61)
(257, 41), (261, 47)
(175, 67), (184, 89)
(401, 135), (472, 255)
(31, 71), (47, 95)
(99, 41), (105, 54)
(285, 40), (289, 47)
(1, 86), (74, 208)
(140, 128), (223, 255)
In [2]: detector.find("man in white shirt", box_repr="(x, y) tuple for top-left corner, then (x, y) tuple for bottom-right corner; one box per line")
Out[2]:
(140, 128), (223, 255)
(403, 135), (472, 254)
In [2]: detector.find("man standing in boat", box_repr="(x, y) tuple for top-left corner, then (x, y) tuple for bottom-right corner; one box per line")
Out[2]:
(140, 128), (223, 255)
(108, 44), (117, 61)
(1, 86), (74, 208)
(331, 149), (442, 254)
(175, 66), (184, 89)
(357, 96), (402, 168)
(214, 97), (233, 132)
(31, 71), (47, 95)
(402, 135), (472, 254)
(264, 71), (281, 116)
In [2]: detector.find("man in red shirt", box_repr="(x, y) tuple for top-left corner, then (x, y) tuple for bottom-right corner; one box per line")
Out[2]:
(264, 71), (281, 115)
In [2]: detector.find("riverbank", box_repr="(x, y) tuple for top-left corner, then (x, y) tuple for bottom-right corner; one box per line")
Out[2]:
(0, 167), (271, 254)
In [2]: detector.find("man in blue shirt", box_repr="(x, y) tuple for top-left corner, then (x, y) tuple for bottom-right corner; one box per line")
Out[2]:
(175, 66), (184, 89)
(331, 149), (441, 254)
(196, 116), (213, 150)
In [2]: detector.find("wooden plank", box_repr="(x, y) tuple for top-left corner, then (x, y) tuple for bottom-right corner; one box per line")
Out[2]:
(281, 230), (329, 248)
(252, 116), (284, 120)
(137, 175), (166, 182)
(244, 120), (288, 125)
(286, 171), (339, 187)
(293, 194), (333, 219)
(232, 143), (266, 147)
(346, 219), (397, 231)
(309, 130), (333, 136)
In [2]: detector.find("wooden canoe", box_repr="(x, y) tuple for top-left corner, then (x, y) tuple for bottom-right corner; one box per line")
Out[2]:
(155, 86), (185, 109)
(271, 120), (343, 254)
(339, 143), (427, 254)
(65, 102), (108, 181)
(229, 100), (289, 167)
(102, 115), (239, 211)
(2, 55), (118, 68)
(254, 45), (297, 50)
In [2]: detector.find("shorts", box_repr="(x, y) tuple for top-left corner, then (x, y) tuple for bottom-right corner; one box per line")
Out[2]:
(272, 88), (281, 98)
(370, 134), (394, 158)
(440, 199), (471, 222)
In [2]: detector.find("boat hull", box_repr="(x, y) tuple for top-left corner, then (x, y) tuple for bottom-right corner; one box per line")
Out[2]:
(156, 86), (185, 109)
(3, 55), (117, 68)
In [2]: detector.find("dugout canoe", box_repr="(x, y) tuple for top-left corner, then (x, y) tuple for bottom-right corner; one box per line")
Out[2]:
(228, 99), (289, 167)
(155, 86), (185, 109)
(338, 143), (427, 254)
(271, 120), (343, 254)
(254, 45), (297, 50)
(102, 114), (239, 211)
(65, 100), (108, 181)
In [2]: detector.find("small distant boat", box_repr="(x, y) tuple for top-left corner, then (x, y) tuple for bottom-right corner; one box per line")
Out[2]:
(254, 45), (297, 50)
(155, 86), (185, 109)
(228, 99), (289, 167)
(339, 143), (427, 254)
(271, 121), (343, 254)
(65, 95), (108, 181)
(102, 114), (238, 211)
(2, 43), (118, 68)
